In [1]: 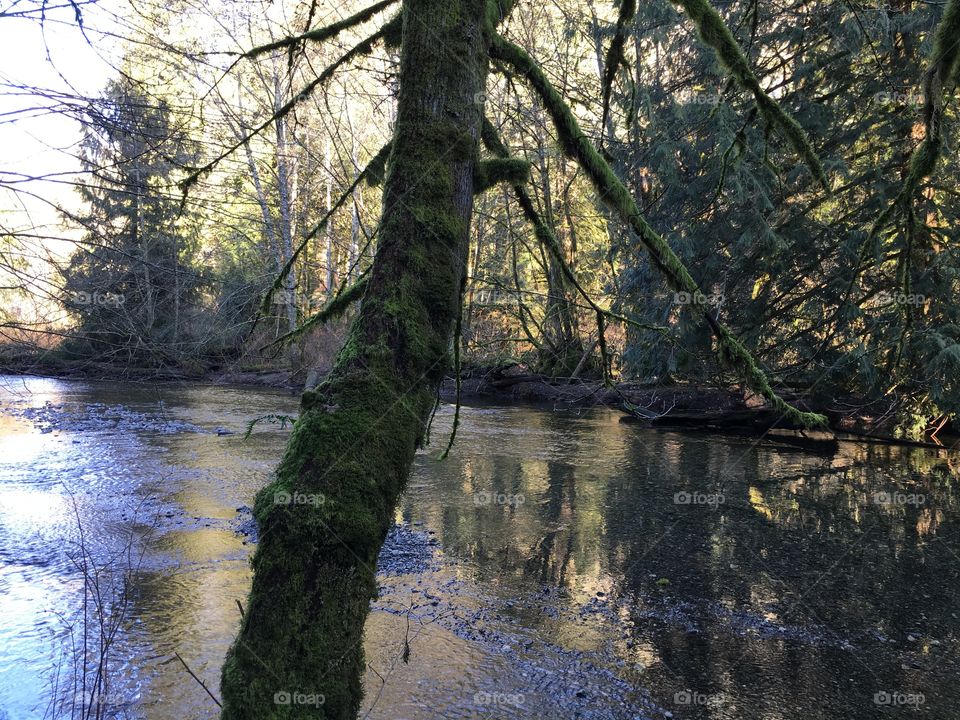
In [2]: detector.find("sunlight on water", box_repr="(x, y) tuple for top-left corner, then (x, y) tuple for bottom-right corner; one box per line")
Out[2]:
(1, 376), (958, 719)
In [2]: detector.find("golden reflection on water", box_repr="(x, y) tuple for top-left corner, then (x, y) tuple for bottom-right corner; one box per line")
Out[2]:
(2, 378), (960, 719)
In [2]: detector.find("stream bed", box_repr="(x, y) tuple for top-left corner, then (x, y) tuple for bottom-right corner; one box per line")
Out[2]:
(0, 375), (958, 718)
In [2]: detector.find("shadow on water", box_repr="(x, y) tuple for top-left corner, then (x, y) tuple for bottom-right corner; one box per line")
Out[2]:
(0, 376), (958, 718)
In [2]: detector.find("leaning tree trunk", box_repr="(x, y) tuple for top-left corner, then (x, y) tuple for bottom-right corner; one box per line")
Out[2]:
(219, 1), (489, 718)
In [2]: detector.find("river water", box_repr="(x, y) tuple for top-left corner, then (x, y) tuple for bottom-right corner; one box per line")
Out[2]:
(0, 375), (958, 719)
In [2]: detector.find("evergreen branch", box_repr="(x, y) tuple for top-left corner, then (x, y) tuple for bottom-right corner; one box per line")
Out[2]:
(669, 0), (830, 191)
(821, 0), (960, 356)
(490, 35), (826, 428)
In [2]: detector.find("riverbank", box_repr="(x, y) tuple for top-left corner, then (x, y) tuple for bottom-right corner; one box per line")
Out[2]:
(3, 355), (957, 448)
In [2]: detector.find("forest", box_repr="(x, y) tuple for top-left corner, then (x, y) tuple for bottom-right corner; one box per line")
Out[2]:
(0, 0), (958, 718)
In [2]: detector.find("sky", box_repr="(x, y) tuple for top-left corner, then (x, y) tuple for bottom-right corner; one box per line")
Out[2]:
(0, 2), (117, 233)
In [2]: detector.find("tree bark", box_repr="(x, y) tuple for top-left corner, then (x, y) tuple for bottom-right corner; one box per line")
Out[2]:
(219, 1), (489, 718)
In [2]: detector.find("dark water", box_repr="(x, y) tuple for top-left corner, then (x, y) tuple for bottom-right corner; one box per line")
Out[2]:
(1, 375), (958, 719)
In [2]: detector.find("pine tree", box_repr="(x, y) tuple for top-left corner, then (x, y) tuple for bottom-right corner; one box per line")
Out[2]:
(62, 78), (200, 365)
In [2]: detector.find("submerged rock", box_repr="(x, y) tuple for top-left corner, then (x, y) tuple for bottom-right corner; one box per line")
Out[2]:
(4, 400), (206, 435)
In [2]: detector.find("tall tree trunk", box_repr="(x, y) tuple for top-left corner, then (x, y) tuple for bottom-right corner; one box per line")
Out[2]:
(346, 103), (364, 283)
(219, 1), (489, 718)
(325, 137), (336, 298)
(534, 134), (580, 374)
(274, 71), (298, 334)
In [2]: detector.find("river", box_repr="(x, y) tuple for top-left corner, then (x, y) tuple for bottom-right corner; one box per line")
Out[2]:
(0, 375), (957, 718)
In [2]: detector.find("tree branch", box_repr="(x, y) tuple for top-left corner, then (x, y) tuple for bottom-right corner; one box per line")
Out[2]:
(490, 35), (826, 428)
(243, 0), (398, 59)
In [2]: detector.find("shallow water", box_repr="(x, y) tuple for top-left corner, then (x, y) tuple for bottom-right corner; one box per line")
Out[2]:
(0, 375), (958, 719)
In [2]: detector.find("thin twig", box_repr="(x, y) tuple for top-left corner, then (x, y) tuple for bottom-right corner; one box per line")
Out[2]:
(174, 652), (223, 708)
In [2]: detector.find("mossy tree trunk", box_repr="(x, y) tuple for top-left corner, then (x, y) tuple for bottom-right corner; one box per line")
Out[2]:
(219, 2), (490, 718)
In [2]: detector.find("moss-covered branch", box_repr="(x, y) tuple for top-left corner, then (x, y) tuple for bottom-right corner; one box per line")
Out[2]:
(491, 35), (826, 427)
(257, 142), (391, 320)
(259, 273), (370, 353)
(669, 0), (830, 191)
(600, 0), (636, 137)
(243, 0), (398, 58)
(181, 28), (388, 194)
(481, 117), (666, 336)
(908, 0), (960, 196)
(473, 157), (530, 193)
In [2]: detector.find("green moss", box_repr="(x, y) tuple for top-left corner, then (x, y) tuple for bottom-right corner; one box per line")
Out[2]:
(473, 158), (530, 193)
(491, 35), (826, 429)
(484, 0), (517, 34)
(243, 0), (398, 58)
(669, 0), (830, 191)
(600, 0), (637, 134)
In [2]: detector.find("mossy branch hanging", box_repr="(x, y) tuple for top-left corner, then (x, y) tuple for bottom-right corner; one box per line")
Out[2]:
(180, 27), (389, 196)
(259, 272), (370, 353)
(600, 0), (636, 139)
(669, 0), (830, 191)
(490, 35), (826, 428)
(256, 142), (390, 321)
(243, 0), (398, 58)
(907, 0), (960, 197)
(480, 116), (668, 368)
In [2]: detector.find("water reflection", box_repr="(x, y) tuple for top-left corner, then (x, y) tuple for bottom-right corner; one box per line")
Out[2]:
(0, 377), (958, 719)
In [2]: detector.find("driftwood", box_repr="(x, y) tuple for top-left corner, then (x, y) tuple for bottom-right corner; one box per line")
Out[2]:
(619, 402), (958, 451)
(458, 370), (958, 451)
